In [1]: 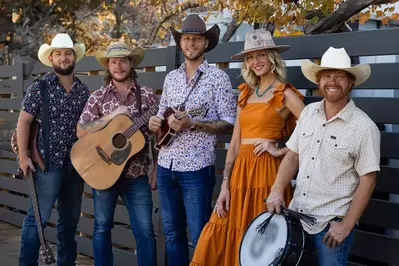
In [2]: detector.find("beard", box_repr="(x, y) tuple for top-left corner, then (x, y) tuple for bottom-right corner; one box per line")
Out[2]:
(53, 62), (75, 76)
(182, 48), (205, 62)
(110, 71), (131, 83)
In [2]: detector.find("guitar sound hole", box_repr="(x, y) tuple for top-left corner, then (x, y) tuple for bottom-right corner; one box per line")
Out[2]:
(112, 133), (127, 149)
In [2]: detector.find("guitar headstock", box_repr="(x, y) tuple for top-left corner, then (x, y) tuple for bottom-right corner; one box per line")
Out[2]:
(41, 243), (56, 265)
(188, 105), (209, 118)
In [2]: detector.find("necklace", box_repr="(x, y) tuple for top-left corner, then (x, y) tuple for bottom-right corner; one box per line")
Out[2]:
(256, 79), (276, 99)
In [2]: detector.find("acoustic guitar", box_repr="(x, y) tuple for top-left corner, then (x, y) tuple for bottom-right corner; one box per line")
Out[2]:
(155, 105), (208, 150)
(71, 106), (158, 190)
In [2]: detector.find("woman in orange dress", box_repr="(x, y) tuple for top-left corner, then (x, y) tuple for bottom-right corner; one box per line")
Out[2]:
(190, 29), (305, 266)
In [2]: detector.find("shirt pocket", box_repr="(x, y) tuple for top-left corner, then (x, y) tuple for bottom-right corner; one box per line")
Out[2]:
(298, 127), (314, 156)
(325, 134), (351, 166)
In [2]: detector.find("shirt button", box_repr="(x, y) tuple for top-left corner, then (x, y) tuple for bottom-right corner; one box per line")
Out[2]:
(300, 210), (303, 213)
(322, 124), (326, 127)
(307, 176), (310, 179)
(303, 193), (306, 196)
(312, 157), (315, 160)
(317, 140), (320, 143)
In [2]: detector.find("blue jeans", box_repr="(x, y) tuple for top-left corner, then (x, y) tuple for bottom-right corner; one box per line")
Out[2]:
(157, 164), (216, 266)
(19, 164), (84, 266)
(311, 221), (356, 266)
(92, 175), (156, 266)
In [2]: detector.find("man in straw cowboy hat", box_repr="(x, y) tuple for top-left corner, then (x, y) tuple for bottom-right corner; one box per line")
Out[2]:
(148, 14), (236, 265)
(17, 33), (89, 265)
(267, 47), (381, 265)
(77, 41), (158, 266)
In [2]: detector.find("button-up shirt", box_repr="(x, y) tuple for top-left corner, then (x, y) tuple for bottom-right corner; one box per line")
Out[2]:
(22, 72), (89, 168)
(286, 99), (380, 234)
(157, 59), (236, 172)
(79, 81), (158, 178)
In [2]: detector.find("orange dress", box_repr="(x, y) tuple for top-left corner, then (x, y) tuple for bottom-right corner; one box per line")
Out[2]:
(190, 82), (304, 266)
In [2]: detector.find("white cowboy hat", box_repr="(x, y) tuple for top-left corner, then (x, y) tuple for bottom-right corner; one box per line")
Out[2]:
(301, 47), (371, 87)
(94, 42), (144, 68)
(38, 33), (85, 67)
(231, 29), (290, 60)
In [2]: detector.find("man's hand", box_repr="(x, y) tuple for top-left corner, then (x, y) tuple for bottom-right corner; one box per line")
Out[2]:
(19, 156), (35, 178)
(167, 111), (193, 132)
(149, 116), (163, 132)
(323, 220), (353, 248)
(266, 191), (285, 214)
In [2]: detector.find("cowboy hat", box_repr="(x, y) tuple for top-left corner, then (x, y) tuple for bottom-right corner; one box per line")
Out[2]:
(38, 33), (85, 67)
(301, 47), (371, 87)
(94, 41), (144, 68)
(231, 29), (290, 60)
(170, 14), (220, 52)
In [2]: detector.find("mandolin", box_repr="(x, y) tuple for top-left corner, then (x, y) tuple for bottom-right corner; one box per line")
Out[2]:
(155, 105), (208, 150)
(71, 106), (158, 190)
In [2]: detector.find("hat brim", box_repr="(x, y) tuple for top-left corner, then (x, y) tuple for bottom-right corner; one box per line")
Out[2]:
(94, 47), (145, 68)
(38, 43), (85, 67)
(301, 59), (371, 87)
(230, 45), (291, 60)
(170, 24), (220, 52)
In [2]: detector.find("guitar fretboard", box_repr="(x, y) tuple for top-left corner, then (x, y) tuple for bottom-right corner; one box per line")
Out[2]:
(123, 106), (158, 138)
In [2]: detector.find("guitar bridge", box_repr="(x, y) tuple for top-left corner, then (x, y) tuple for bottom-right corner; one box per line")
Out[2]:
(96, 146), (112, 165)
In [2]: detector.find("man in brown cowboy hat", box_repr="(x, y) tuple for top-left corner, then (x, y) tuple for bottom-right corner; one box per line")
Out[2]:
(17, 33), (89, 265)
(267, 47), (381, 265)
(148, 14), (237, 265)
(77, 41), (158, 266)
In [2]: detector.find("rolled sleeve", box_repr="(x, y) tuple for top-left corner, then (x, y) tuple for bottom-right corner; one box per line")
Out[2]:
(355, 124), (381, 176)
(215, 72), (236, 125)
(22, 82), (41, 117)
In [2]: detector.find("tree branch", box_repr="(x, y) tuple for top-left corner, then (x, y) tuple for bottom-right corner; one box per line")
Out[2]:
(83, 1), (105, 19)
(221, 18), (241, 42)
(146, 2), (200, 45)
(304, 0), (395, 34)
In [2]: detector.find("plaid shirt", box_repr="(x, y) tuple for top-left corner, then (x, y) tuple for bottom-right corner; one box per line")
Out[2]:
(286, 99), (380, 234)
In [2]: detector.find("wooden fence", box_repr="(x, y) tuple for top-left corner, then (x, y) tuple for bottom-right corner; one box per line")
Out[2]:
(1, 28), (399, 265)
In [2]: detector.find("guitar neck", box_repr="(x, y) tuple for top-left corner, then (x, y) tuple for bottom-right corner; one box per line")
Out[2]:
(124, 106), (158, 138)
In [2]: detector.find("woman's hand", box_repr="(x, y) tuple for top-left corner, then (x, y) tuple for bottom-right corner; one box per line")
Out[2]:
(214, 181), (230, 218)
(253, 140), (280, 157)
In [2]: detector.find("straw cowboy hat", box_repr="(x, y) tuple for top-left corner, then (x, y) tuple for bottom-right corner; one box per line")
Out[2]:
(301, 47), (371, 87)
(94, 42), (144, 68)
(38, 33), (85, 67)
(170, 14), (220, 52)
(231, 29), (290, 60)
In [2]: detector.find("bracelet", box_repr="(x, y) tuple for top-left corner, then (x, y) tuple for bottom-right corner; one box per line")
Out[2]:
(222, 176), (229, 181)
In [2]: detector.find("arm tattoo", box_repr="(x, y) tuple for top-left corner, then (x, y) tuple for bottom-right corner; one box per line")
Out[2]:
(195, 120), (233, 135)
(79, 119), (105, 130)
(223, 161), (235, 178)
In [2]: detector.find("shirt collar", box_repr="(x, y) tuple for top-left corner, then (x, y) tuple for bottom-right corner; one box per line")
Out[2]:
(314, 98), (355, 122)
(48, 72), (81, 88)
(178, 58), (209, 75)
(105, 79), (137, 94)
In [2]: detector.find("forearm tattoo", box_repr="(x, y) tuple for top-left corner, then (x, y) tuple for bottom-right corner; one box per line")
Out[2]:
(195, 120), (233, 135)
(223, 161), (235, 179)
(79, 119), (105, 129)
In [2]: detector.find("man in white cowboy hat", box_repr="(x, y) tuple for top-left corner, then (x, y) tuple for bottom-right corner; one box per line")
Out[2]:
(148, 14), (236, 265)
(266, 47), (381, 265)
(17, 33), (89, 265)
(77, 41), (158, 266)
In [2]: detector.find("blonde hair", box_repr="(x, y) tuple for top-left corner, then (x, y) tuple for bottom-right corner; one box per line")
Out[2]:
(241, 49), (287, 88)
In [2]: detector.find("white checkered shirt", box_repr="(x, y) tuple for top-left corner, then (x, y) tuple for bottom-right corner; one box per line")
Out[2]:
(286, 99), (381, 234)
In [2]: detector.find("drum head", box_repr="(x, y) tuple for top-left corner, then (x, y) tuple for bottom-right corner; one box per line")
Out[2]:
(239, 211), (287, 266)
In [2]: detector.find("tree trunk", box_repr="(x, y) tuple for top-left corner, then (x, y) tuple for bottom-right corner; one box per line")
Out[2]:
(221, 18), (241, 42)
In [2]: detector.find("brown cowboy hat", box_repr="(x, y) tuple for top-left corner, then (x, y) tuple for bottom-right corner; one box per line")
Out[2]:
(170, 14), (220, 52)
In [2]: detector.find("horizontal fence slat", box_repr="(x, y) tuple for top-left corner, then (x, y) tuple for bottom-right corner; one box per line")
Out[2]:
(140, 48), (168, 68)
(0, 175), (27, 194)
(0, 80), (21, 94)
(360, 199), (399, 230)
(0, 111), (19, 122)
(0, 159), (17, 175)
(0, 65), (21, 79)
(203, 28), (399, 63)
(0, 98), (22, 110)
(77, 75), (104, 92)
(376, 166), (399, 194)
(137, 72), (167, 91)
(351, 230), (399, 264)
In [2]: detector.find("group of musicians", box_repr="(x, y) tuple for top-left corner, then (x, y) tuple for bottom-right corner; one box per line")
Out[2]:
(16, 13), (380, 266)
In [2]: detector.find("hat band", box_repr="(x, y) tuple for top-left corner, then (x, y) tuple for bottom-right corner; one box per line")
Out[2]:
(107, 45), (131, 54)
(245, 39), (276, 50)
(181, 28), (205, 34)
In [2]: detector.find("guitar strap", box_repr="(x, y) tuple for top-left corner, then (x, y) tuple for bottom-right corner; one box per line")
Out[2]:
(179, 71), (203, 110)
(135, 82), (142, 116)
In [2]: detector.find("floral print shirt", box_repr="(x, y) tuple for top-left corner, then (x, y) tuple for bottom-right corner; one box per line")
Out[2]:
(79, 81), (159, 178)
(22, 72), (89, 168)
(157, 59), (236, 171)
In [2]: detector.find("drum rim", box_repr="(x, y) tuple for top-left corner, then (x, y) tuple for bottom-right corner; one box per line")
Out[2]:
(238, 211), (288, 266)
